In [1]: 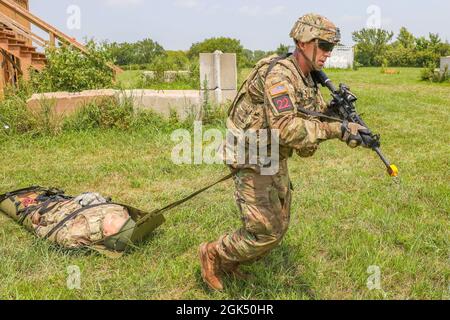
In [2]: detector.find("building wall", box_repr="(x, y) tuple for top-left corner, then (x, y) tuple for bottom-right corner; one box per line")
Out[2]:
(0, 0), (30, 31)
(325, 46), (354, 69)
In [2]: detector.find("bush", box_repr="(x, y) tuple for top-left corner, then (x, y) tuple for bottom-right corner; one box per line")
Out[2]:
(63, 96), (134, 131)
(149, 51), (190, 71)
(0, 85), (33, 134)
(420, 64), (449, 83)
(30, 40), (115, 93)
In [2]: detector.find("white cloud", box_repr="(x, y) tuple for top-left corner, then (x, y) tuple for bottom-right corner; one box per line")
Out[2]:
(267, 5), (286, 16)
(103, 0), (144, 7)
(238, 5), (286, 17)
(174, 0), (200, 8)
(340, 15), (364, 23)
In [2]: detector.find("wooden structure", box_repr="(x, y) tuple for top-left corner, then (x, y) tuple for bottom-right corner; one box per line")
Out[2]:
(0, 0), (121, 92)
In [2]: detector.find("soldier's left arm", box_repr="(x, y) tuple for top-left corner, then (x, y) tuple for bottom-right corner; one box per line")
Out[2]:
(264, 70), (342, 156)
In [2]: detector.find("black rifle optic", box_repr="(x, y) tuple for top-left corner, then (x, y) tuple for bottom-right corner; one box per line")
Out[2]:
(311, 70), (398, 177)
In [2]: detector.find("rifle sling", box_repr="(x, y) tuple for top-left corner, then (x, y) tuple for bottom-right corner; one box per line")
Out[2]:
(296, 106), (342, 122)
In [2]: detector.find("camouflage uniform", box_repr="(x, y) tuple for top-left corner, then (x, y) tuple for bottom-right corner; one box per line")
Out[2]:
(211, 14), (344, 267)
(33, 200), (129, 249)
(2, 191), (130, 249)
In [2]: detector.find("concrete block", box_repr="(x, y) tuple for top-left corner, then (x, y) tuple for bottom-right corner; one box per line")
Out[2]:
(142, 71), (156, 80)
(27, 89), (117, 116)
(199, 53), (215, 89)
(27, 89), (204, 121)
(325, 46), (354, 69)
(163, 71), (191, 83)
(220, 53), (237, 90)
(440, 57), (450, 74)
(199, 51), (237, 103)
(121, 90), (202, 120)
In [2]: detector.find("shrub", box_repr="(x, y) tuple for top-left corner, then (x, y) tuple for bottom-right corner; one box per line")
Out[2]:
(63, 96), (134, 131)
(31, 40), (115, 93)
(420, 63), (449, 83)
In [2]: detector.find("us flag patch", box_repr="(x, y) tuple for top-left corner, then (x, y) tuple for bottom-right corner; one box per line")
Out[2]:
(269, 84), (288, 97)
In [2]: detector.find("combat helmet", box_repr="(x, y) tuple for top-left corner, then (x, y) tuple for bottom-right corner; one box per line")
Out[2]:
(289, 13), (341, 70)
(290, 13), (341, 44)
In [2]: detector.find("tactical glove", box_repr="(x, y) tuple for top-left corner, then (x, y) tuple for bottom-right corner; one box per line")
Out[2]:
(341, 120), (369, 148)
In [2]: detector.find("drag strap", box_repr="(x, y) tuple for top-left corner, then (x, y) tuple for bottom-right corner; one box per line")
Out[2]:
(89, 172), (237, 249)
(137, 172), (235, 226)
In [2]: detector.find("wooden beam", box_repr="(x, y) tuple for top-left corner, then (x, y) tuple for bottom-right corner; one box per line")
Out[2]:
(49, 32), (55, 47)
(0, 10), (47, 47)
(0, 0), (122, 74)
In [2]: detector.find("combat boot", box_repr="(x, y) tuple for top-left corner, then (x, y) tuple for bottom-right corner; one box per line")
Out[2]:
(199, 242), (224, 291)
(221, 262), (252, 280)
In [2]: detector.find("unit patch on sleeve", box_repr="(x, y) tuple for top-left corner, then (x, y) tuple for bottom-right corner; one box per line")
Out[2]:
(268, 82), (294, 113)
(272, 94), (294, 113)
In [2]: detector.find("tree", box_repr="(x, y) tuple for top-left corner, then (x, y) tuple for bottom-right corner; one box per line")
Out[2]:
(241, 49), (271, 67)
(397, 27), (415, 49)
(150, 50), (190, 71)
(188, 37), (245, 66)
(133, 38), (165, 65)
(106, 42), (134, 66)
(352, 28), (394, 66)
(276, 44), (290, 56)
(105, 38), (165, 66)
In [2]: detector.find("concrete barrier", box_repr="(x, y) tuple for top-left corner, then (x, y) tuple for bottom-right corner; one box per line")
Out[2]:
(440, 56), (450, 75)
(142, 71), (156, 81)
(27, 89), (203, 121)
(200, 51), (237, 104)
(27, 90), (117, 115)
(121, 90), (202, 120)
(163, 71), (191, 83)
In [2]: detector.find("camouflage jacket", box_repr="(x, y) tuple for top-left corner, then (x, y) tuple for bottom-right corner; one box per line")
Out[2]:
(226, 54), (341, 168)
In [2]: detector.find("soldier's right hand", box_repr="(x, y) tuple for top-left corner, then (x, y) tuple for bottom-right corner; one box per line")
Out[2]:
(341, 121), (369, 148)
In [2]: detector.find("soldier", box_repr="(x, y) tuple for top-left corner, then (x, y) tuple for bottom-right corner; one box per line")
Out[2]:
(199, 13), (369, 291)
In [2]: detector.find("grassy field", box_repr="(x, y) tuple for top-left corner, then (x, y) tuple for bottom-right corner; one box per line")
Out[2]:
(0, 68), (448, 300)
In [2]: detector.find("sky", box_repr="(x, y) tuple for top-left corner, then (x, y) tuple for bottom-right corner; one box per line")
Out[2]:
(29, 0), (450, 51)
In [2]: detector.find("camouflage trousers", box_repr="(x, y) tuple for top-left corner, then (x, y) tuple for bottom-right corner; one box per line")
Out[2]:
(217, 159), (292, 264)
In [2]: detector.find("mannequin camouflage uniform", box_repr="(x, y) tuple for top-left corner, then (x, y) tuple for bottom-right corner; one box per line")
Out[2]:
(199, 13), (346, 291)
(0, 189), (135, 252)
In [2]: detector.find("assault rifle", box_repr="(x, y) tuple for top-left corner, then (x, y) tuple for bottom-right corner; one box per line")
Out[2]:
(311, 70), (398, 177)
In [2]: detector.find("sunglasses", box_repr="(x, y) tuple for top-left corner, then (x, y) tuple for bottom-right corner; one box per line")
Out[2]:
(317, 40), (335, 52)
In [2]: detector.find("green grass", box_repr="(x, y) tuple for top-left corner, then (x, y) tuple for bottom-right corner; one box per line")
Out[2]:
(0, 68), (449, 300)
